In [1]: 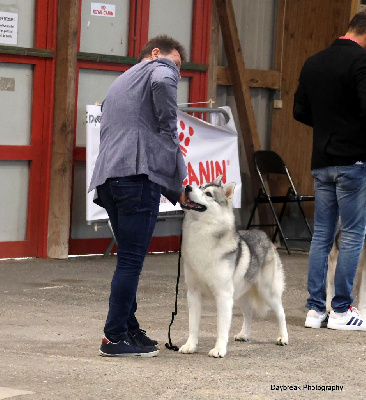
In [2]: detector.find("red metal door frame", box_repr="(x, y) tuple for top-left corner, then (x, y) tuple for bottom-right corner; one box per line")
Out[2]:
(0, 0), (56, 258)
(0, 55), (53, 258)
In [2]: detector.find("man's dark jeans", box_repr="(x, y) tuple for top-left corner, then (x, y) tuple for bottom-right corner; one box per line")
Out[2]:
(307, 164), (366, 313)
(97, 175), (161, 342)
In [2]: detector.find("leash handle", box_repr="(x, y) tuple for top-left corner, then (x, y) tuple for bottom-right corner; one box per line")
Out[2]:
(165, 230), (183, 351)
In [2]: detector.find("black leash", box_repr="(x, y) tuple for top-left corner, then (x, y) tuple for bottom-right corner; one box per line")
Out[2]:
(165, 229), (183, 351)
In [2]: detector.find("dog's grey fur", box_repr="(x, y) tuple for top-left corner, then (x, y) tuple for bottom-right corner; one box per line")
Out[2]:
(179, 176), (289, 358)
(240, 230), (272, 283)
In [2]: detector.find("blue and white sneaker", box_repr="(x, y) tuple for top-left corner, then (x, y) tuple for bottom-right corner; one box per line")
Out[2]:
(99, 336), (159, 357)
(327, 307), (366, 331)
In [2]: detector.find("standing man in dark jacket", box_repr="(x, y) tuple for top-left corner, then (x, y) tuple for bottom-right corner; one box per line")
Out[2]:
(294, 12), (366, 331)
(89, 35), (188, 357)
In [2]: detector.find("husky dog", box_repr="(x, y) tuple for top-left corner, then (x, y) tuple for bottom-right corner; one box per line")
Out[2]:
(327, 230), (366, 316)
(178, 176), (288, 358)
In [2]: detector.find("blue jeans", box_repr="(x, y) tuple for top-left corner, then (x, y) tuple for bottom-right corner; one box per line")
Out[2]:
(307, 164), (366, 313)
(97, 175), (161, 342)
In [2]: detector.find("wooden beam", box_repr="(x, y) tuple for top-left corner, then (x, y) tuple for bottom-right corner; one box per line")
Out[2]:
(0, 45), (53, 58)
(217, 66), (280, 88)
(207, 0), (220, 103)
(47, 0), (79, 259)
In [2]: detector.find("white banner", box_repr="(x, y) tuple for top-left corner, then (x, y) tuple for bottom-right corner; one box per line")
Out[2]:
(86, 106), (242, 222)
(86, 105), (106, 222)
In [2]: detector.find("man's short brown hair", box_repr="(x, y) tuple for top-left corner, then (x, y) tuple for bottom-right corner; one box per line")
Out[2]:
(137, 35), (187, 63)
(348, 11), (366, 35)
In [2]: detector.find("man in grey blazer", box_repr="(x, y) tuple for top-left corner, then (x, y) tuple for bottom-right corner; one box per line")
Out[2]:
(89, 35), (188, 357)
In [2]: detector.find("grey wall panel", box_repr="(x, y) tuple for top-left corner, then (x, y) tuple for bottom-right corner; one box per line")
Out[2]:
(0, 63), (32, 145)
(177, 77), (190, 106)
(148, 0), (193, 61)
(0, 161), (29, 241)
(232, 0), (277, 70)
(79, 0), (129, 56)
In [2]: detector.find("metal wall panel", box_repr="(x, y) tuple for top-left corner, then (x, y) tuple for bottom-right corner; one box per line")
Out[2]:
(79, 0), (129, 56)
(0, 161), (29, 241)
(148, 0), (193, 61)
(0, 63), (32, 145)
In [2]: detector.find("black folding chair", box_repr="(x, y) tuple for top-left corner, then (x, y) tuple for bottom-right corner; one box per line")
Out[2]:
(246, 150), (314, 254)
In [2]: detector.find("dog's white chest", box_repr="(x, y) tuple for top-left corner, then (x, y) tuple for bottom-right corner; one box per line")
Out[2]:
(181, 223), (237, 295)
(182, 223), (220, 263)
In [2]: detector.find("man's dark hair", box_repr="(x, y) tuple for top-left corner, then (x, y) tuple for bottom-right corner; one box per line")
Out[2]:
(137, 35), (187, 63)
(348, 11), (366, 35)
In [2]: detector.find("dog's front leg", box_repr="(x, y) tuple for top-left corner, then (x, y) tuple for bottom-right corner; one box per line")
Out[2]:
(209, 292), (233, 358)
(179, 289), (202, 354)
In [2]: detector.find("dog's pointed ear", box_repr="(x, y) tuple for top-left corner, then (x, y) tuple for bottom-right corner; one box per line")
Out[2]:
(224, 182), (236, 200)
(214, 175), (223, 186)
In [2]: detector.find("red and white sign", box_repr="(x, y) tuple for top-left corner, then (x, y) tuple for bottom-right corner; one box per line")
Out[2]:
(159, 108), (242, 211)
(91, 3), (115, 17)
(86, 106), (242, 222)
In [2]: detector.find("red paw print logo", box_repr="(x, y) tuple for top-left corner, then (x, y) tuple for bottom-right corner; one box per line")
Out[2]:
(179, 120), (194, 157)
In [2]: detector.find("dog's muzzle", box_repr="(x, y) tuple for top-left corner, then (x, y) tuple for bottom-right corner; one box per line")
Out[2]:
(181, 185), (207, 212)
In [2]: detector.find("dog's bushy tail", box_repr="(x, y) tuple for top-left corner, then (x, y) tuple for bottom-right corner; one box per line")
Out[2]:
(246, 286), (271, 317)
(248, 246), (285, 317)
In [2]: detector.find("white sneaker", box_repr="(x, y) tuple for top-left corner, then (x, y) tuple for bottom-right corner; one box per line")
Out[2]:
(327, 307), (366, 331)
(305, 309), (329, 328)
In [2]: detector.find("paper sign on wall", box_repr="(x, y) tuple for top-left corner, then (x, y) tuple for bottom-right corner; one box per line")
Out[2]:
(91, 3), (116, 17)
(0, 12), (18, 45)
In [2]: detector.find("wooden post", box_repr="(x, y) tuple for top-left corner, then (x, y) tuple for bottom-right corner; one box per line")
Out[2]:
(216, 66), (280, 89)
(47, 0), (79, 259)
(207, 0), (219, 104)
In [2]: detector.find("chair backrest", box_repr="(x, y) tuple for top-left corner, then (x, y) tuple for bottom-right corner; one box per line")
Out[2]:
(254, 150), (298, 196)
(254, 151), (287, 175)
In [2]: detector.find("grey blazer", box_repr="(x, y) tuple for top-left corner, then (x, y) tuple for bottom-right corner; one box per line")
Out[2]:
(88, 58), (187, 203)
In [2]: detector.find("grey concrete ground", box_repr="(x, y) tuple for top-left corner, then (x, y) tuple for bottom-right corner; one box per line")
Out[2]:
(1, 250), (366, 400)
